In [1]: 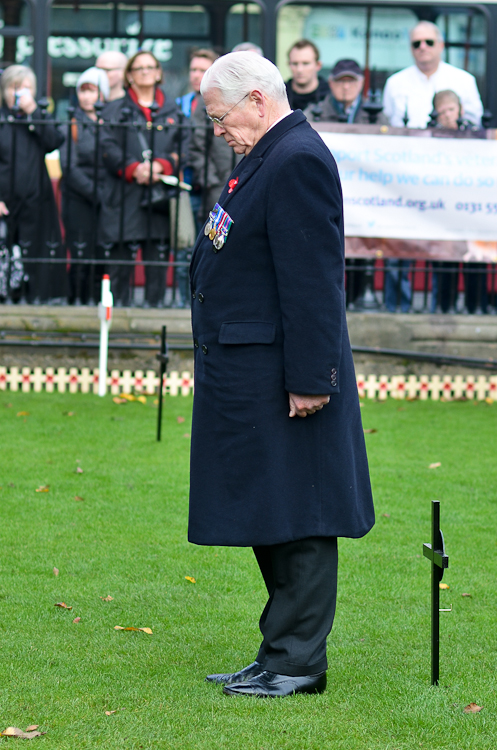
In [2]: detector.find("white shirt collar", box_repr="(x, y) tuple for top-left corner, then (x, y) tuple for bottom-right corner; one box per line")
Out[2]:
(266, 110), (294, 133)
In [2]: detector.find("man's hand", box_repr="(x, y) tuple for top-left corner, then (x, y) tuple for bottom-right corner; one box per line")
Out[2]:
(289, 393), (330, 418)
(0, 201), (9, 217)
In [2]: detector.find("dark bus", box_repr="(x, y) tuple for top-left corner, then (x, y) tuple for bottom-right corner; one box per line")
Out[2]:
(1, 0), (496, 123)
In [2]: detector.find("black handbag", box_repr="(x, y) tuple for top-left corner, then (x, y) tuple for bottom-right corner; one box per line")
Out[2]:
(140, 182), (172, 212)
(136, 130), (175, 212)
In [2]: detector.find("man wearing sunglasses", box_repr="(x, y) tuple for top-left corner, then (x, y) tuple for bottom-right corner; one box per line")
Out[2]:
(382, 21), (483, 129)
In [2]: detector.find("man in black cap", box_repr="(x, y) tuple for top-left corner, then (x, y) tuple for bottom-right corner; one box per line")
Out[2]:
(305, 59), (387, 124)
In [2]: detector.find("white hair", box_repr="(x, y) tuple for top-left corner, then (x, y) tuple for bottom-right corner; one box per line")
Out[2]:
(231, 42), (264, 56)
(200, 52), (288, 106)
(410, 21), (444, 42)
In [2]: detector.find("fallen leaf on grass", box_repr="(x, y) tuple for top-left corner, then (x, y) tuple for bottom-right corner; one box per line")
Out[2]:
(1, 726), (46, 738)
(73, 617), (81, 623)
(16, 411), (30, 417)
(105, 710), (117, 716)
(63, 411), (75, 417)
(4, 403), (13, 408)
(185, 576), (196, 584)
(26, 726), (39, 732)
(54, 602), (72, 610)
(35, 485), (49, 492)
(177, 416), (185, 423)
(382, 513), (390, 518)
(120, 393), (136, 401)
(183, 433), (191, 438)
(461, 592), (472, 597)
(114, 626), (152, 634)
(53, 567), (59, 577)
(113, 397), (127, 404)
(100, 595), (114, 601)
(74, 495), (85, 502)
(439, 583), (449, 590)
(429, 462), (442, 469)
(464, 703), (483, 713)
(75, 466), (84, 474)
(364, 428), (377, 434)
(485, 398), (493, 405)
(137, 396), (147, 404)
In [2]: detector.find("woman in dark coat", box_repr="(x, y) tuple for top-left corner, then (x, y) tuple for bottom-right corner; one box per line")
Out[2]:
(59, 67), (110, 304)
(99, 51), (183, 307)
(0, 64), (66, 304)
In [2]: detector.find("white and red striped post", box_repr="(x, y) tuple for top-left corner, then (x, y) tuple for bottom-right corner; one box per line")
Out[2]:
(98, 274), (113, 397)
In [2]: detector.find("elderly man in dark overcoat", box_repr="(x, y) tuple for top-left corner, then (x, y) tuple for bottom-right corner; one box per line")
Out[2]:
(188, 52), (375, 698)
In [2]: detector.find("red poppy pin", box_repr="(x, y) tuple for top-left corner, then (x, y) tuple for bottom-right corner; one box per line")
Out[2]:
(228, 177), (239, 194)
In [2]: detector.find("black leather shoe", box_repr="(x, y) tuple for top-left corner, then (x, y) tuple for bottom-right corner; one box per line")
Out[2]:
(205, 661), (263, 685)
(223, 670), (326, 697)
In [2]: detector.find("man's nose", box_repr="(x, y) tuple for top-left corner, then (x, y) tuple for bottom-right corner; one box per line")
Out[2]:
(213, 122), (225, 136)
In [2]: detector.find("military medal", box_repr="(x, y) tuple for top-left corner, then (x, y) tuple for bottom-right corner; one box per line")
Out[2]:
(204, 203), (234, 252)
(204, 205), (222, 237)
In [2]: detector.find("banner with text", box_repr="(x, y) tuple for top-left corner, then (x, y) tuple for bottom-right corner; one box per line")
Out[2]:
(318, 132), (497, 242)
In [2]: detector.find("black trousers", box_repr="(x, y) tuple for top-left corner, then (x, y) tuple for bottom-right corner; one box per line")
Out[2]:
(252, 536), (338, 677)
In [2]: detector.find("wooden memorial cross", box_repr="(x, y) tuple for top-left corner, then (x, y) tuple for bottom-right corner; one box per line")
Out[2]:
(156, 325), (169, 442)
(423, 500), (449, 685)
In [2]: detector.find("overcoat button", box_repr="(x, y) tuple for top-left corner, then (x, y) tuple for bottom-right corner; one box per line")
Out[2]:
(197, 292), (204, 303)
(331, 368), (337, 375)
(194, 339), (199, 348)
(202, 344), (208, 354)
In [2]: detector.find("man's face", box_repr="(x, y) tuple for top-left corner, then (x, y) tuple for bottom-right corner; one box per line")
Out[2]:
(189, 56), (212, 94)
(437, 99), (460, 129)
(329, 75), (364, 107)
(410, 26), (443, 71)
(288, 46), (322, 88)
(96, 53), (125, 90)
(204, 88), (260, 156)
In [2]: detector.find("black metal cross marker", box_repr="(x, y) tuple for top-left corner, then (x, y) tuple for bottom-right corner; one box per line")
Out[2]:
(423, 500), (449, 685)
(156, 325), (169, 442)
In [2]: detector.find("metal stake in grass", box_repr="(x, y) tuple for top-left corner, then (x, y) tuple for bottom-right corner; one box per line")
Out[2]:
(156, 325), (168, 441)
(423, 500), (449, 685)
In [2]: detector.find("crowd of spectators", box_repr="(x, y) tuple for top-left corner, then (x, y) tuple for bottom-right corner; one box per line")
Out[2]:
(0, 21), (489, 310)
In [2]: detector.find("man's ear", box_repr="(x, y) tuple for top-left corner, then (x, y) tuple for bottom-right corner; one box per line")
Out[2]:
(250, 90), (266, 117)
(316, 60), (323, 73)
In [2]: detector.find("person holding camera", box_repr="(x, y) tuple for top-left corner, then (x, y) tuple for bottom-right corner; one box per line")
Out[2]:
(0, 64), (66, 303)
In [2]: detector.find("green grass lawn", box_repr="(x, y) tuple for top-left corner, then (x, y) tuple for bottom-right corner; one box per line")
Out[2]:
(0, 392), (496, 749)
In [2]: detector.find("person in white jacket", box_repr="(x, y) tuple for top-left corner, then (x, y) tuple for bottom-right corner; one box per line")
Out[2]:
(382, 21), (483, 128)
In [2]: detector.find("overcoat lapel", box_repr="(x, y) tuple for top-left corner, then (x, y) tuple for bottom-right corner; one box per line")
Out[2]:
(190, 110), (307, 270)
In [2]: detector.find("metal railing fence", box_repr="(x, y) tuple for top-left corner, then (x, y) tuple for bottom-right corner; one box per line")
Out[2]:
(0, 103), (494, 313)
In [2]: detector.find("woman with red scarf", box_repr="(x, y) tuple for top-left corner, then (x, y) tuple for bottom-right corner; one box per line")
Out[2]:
(99, 51), (183, 307)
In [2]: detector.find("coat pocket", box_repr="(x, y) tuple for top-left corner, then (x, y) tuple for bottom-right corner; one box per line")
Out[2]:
(218, 321), (276, 345)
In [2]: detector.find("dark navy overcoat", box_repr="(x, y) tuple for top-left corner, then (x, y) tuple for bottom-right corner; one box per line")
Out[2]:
(188, 110), (374, 547)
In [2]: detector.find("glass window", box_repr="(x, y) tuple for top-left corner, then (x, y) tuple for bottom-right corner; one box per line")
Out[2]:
(0, 0), (30, 28)
(50, 5), (114, 34)
(45, 3), (211, 113)
(117, 4), (209, 37)
(436, 11), (486, 98)
(225, 3), (263, 52)
(277, 4), (487, 95)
